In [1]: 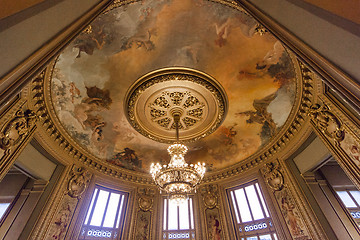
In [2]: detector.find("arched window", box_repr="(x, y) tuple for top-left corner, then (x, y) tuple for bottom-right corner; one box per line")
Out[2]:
(228, 181), (278, 240)
(79, 186), (128, 240)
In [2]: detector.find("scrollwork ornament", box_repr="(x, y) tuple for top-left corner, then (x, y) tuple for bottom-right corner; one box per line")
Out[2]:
(308, 104), (345, 142)
(0, 109), (37, 150)
(261, 162), (284, 191)
(67, 167), (91, 198)
(138, 188), (155, 212)
(200, 184), (218, 209)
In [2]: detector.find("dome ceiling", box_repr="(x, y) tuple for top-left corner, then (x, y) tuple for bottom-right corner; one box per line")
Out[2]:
(48, 0), (299, 173)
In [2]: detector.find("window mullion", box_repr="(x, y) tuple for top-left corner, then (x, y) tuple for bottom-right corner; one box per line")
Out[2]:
(177, 204), (180, 230)
(347, 190), (360, 208)
(188, 199), (192, 240)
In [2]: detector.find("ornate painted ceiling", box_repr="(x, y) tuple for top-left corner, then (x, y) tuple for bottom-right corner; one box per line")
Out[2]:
(45, 0), (300, 174)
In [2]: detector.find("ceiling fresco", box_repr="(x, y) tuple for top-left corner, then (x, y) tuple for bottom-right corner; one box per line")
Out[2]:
(49, 0), (298, 172)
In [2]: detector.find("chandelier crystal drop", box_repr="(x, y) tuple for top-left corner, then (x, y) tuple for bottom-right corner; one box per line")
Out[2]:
(150, 112), (206, 205)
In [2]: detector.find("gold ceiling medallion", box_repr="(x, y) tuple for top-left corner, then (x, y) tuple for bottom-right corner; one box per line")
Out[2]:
(125, 67), (228, 143)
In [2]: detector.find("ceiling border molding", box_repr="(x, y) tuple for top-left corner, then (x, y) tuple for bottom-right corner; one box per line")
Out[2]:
(27, 52), (317, 184)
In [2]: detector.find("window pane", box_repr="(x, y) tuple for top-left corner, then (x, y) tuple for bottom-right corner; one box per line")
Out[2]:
(273, 233), (278, 240)
(179, 200), (189, 229)
(231, 191), (241, 223)
(0, 203), (10, 220)
(259, 234), (272, 240)
(168, 199), (178, 230)
(190, 198), (194, 229)
(90, 190), (110, 226)
(85, 189), (98, 224)
(247, 236), (258, 240)
(235, 188), (252, 222)
(245, 185), (264, 220)
(116, 194), (125, 228)
(337, 191), (357, 208)
(103, 193), (121, 228)
(350, 191), (360, 206)
(256, 183), (269, 217)
(163, 198), (167, 230)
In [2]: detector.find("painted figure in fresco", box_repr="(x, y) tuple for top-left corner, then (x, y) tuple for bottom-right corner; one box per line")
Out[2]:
(256, 41), (283, 71)
(209, 215), (222, 240)
(124, 29), (156, 51)
(349, 144), (360, 165)
(236, 93), (277, 137)
(52, 204), (71, 239)
(109, 147), (142, 170)
(214, 18), (231, 47)
(73, 25), (107, 58)
(69, 82), (81, 103)
(218, 125), (237, 145)
(281, 195), (302, 236)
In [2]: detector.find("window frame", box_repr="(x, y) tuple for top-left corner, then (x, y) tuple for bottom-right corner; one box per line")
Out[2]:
(226, 179), (279, 240)
(77, 184), (130, 240)
(160, 195), (197, 240)
(334, 187), (360, 228)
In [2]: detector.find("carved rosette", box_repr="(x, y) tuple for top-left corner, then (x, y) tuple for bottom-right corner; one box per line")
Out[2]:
(308, 103), (345, 142)
(200, 184), (218, 209)
(261, 161), (284, 191)
(125, 67), (228, 143)
(0, 109), (37, 150)
(67, 167), (91, 198)
(137, 188), (155, 212)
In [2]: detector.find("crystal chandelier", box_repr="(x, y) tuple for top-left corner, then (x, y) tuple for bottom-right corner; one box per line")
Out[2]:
(150, 112), (206, 204)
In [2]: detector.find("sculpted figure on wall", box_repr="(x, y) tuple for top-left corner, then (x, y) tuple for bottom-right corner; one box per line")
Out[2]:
(0, 109), (37, 151)
(67, 167), (91, 198)
(308, 104), (344, 142)
(261, 161), (284, 191)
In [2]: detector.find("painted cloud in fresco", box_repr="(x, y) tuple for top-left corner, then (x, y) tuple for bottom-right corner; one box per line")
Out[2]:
(50, 0), (297, 172)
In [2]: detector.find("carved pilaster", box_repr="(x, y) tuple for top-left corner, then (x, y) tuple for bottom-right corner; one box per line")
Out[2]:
(44, 166), (92, 240)
(132, 187), (155, 240)
(0, 106), (37, 180)
(261, 161), (313, 240)
(200, 184), (225, 240)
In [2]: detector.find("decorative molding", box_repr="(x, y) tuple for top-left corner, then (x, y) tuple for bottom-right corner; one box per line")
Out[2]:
(125, 67), (228, 143)
(308, 103), (345, 142)
(45, 165), (92, 240)
(200, 184), (224, 240)
(308, 98), (360, 189)
(137, 188), (155, 212)
(261, 162), (284, 191)
(0, 109), (37, 151)
(261, 160), (314, 240)
(132, 187), (156, 240)
(67, 167), (91, 199)
(200, 184), (219, 209)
